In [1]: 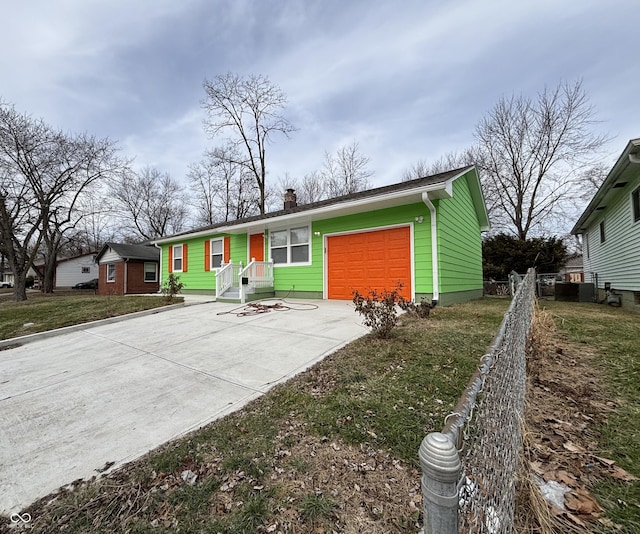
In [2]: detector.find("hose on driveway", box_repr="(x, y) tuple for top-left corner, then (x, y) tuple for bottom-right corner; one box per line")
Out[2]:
(216, 298), (319, 317)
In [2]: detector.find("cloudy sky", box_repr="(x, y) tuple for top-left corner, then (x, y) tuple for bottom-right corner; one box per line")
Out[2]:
(1, 0), (638, 193)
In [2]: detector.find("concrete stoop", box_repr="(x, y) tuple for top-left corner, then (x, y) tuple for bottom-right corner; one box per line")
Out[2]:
(216, 286), (275, 304)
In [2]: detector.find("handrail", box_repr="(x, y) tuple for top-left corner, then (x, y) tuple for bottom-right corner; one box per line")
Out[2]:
(238, 260), (274, 303)
(215, 262), (234, 297)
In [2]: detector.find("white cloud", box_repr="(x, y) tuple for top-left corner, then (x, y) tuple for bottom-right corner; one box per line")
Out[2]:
(1, 0), (639, 206)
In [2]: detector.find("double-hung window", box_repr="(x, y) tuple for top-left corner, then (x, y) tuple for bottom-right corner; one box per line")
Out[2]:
(210, 238), (224, 269)
(106, 264), (116, 282)
(172, 244), (183, 272)
(270, 226), (310, 265)
(144, 262), (158, 282)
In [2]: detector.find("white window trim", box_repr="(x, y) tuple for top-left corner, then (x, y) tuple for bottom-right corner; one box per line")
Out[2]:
(269, 225), (312, 267)
(144, 262), (158, 283)
(106, 263), (116, 283)
(209, 237), (225, 271)
(172, 244), (184, 273)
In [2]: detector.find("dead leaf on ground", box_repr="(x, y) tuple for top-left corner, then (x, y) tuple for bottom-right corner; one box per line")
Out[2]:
(609, 465), (639, 482)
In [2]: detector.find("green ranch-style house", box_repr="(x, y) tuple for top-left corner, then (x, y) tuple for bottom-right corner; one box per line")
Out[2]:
(152, 166), (490, 306)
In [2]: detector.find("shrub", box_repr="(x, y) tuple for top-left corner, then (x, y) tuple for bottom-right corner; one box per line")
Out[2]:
(161, 273), (184, 302)
(399, 297), (432, 318)
(352, 284), (406, 338)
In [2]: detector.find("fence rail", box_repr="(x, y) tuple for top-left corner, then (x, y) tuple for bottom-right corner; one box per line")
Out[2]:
(420, 268), (536, 534)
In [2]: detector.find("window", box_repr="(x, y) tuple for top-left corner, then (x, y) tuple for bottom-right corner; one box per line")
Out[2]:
(599, 221), (605, 244)
(144, 262), (158, 282)
(172, 244), (183, 272)
(633, 186), (640, 223)
(106, 264), (116, 282)
(81, 266), (90, 274)
(210, 238), (224, 269)
(585, 232), (589, 259)
(270, 226), (310, 265)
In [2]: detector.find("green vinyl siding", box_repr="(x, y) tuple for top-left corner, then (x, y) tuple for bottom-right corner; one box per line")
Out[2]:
(436, 174), (483, 293)
(271, 203), (432, 295)
(229, 235), (247, 265)
(160, 233), (247, 291)
(158, 170), (484, 302)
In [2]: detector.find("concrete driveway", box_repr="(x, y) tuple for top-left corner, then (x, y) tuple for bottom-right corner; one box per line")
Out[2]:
(0, 299), (367, 516)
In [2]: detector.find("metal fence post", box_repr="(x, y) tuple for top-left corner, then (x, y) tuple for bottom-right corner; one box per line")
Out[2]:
(419, 432), (461, 534)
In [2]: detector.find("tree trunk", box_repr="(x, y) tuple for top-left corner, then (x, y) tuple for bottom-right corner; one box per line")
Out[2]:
(13, 275), (27, 301)
(41, 254), (56, 293)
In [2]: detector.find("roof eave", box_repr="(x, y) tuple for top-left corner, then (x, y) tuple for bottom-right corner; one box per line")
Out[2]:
(152, 169), (476, 245)
(571, 138), (640, 235)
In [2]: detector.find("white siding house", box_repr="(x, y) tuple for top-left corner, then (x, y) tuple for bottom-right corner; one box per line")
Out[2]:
(572, 138), (640, 311)
(52, 253), (98, 287)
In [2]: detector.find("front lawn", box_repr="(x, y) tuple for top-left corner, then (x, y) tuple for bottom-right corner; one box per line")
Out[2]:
(1, 298), (637, 533)
(5, 298), (509, 533)
(0, 291), (179, 341)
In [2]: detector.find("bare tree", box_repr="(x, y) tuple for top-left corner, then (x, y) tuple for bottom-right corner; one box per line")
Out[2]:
(323, 141), (373, 197)
(111, 167), (189, 241)
(188, 145), (259, 225)
(275, 170), (327, 207)
(475, 80), (608, 239)
(71, 187), (119, 251)
(201, 73), (296, 215)
(0, 102), (123, 299)
(402, 149), (476, 181)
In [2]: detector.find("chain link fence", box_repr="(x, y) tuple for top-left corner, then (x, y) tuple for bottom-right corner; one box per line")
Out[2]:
(420, 268), (536, 534)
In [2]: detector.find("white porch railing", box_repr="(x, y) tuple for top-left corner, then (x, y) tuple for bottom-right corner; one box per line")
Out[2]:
(239, 259), (274, 303)
(215, 261), (243, 296)
(216, 260), (274, 301)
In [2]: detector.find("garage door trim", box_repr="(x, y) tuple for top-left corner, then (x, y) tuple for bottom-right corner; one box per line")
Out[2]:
(322, 222), (415, 300)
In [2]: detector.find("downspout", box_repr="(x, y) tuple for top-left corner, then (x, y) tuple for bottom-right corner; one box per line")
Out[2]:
(124, 258), (129, 295)
(154, 243), (162, 293)
(422, 192), (439, 306)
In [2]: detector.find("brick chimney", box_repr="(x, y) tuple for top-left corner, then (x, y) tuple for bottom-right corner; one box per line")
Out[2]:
(284, 188), (297, 210)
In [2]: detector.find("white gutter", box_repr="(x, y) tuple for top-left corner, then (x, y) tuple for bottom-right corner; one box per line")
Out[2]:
(154, 243), (162, 292)
(422, 192), (439, 305)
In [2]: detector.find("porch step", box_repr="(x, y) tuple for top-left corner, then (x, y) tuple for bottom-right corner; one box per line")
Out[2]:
(217, 286), (275, 304)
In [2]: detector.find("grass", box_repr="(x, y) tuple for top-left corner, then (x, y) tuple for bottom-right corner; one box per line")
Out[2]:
(539, 300), (640, 531)
(4, 297), (638, 532)
(0, 291), (180, 340)
(7, 297), (509, 533)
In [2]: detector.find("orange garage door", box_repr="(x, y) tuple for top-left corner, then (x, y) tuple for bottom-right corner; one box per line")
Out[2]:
(327, 226), (412, 300)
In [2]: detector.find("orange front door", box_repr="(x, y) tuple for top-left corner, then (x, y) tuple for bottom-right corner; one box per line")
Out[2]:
(326, 226), (412, 300)
(249, 233), (265, 261)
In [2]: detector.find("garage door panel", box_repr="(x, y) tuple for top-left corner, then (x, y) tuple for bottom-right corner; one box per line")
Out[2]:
(327, 227), (411, 300)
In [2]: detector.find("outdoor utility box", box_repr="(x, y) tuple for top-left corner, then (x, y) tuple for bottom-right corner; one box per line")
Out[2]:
(578, 283), (595, 303)
(555, 282), (594, 302)
(555, 283), (578, 301)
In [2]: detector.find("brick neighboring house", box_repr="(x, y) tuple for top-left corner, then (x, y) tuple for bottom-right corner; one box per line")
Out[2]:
(95, 243), (160, 296)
